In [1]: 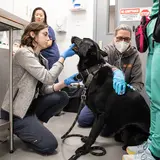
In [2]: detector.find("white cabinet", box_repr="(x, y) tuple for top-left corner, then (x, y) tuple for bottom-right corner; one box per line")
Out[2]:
(0, 0), (14, 13)
(13, 0), (48, 21)
(0, 0), (49, 21)
(13, 0), (30, 21)
(0, 0), (29, 21)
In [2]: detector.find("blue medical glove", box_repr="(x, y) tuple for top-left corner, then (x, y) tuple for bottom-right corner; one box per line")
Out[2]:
(64, 73), (81, 85)
(60, 43), (76, 60)
(113, 69), (126, 95)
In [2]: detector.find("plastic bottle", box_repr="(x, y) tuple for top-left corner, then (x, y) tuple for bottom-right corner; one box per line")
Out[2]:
(73, 0), (81, 8)
(0, 31), (9, 49)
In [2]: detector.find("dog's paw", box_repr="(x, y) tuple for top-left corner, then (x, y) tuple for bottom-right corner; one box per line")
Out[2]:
(81, 136), (88, 143)
(75, 144), (90, 155)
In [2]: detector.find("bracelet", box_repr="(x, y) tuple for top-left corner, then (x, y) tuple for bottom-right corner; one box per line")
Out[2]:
(58, 60), (64, 66)
(60, 55), (66, 60)
(112, 67), (117, 71)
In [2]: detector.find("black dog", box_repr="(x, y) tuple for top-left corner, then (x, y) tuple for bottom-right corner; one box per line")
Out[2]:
(70, 36), (150, 156)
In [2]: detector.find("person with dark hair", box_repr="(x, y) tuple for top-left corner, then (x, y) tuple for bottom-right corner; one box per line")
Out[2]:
(31, 7), (60, 69)
(1, 22), (79, 155)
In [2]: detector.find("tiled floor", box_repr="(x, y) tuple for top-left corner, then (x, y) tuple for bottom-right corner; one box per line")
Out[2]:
(0, 112), (126, 160)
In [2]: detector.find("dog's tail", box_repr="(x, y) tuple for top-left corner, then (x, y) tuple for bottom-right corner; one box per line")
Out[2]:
(114, 122), (149, 150)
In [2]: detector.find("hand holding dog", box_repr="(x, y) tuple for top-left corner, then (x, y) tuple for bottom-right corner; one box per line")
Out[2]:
(60, 43), (76, 59)
(113, 69), (126, 95)
(64, 73), (81, 86)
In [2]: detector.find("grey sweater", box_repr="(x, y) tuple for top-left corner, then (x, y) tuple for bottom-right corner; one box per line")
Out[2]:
(1, 46), (63, 118)
(103, 43), (144, 92)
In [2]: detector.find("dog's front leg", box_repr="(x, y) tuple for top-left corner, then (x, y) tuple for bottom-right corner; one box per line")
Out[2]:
(75, 112), (106, 155)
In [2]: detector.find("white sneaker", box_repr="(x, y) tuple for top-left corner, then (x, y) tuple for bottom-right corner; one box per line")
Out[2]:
(126, 139), (151, 155)
(123, 148), (157, 160)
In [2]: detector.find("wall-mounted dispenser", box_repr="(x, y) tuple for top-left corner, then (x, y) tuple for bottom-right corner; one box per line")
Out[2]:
(70, 0), (86, 12)
(55, 16), (67, 33)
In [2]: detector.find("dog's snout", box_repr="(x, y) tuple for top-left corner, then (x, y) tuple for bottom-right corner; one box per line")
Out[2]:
(71, 36), (82, 48)
(73, 73), (83, 81)
(72, 46), (79, 53)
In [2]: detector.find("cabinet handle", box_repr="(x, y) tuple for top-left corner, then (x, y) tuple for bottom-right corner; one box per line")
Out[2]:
(98, 41), (103, 49)
(26, 6), (28, 16)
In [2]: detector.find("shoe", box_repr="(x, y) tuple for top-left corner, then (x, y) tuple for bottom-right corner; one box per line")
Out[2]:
(126, 139), (151, 155)
(122, 148), (157, 160)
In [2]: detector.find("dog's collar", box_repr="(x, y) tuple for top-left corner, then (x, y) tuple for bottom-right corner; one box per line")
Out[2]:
(78, 64), (104, 87)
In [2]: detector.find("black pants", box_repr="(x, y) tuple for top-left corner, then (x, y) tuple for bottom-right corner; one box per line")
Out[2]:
(1, 91), (69, 154)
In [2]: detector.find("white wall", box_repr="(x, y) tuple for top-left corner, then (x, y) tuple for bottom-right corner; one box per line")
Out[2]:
(38, 0), (94, 80)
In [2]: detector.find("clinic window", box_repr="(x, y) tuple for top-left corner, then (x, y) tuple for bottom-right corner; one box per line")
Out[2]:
(109, 0), (115, 33)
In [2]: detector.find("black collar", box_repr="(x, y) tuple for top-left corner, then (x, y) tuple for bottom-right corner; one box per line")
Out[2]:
(78, 63), (104, 87)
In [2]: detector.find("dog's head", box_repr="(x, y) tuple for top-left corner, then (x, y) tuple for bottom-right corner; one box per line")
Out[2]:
(71, 36), (106, 72)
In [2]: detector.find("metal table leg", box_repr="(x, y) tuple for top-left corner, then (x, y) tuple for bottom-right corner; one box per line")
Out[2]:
(9, 28), (14, 153)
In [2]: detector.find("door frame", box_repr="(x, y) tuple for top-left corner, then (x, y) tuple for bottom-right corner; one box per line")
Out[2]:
(93, 0), (118, 42)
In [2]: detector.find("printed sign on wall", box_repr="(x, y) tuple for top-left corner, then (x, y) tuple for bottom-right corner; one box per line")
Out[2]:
(120, 7), (151, 21)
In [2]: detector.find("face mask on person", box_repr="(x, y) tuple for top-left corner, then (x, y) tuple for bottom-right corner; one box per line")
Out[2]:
(115, 41), (130, 53)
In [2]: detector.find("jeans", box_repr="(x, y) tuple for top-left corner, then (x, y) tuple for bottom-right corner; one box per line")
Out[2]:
(78, 105), (94, 127)
(1, 91), (69, 154)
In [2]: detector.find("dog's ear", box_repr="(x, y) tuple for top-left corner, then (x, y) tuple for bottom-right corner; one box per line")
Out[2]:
(78, 38), (95, 57)
(92, 41), (106, 63)
(71, 36), (82, 48)
(100, 50), (108, 57)
(71, 36), (82, 54)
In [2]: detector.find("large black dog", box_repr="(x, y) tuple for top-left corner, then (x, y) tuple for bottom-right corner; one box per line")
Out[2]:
(70, 36), (150, 156)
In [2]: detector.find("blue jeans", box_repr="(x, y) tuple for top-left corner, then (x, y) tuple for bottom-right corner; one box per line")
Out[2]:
(78, 105), (94, 127)
(1, 91), (69, 154)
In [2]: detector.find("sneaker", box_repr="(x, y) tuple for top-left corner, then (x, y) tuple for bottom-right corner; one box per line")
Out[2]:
(122, 148), (157, 160)
(126, 139), (151, 155)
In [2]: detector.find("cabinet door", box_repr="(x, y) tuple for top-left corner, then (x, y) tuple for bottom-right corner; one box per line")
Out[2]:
(13, 0), (46, 21)
(0, 0), (14, 13)
(13, 0), (29, 21)
(26, 0), (38, 21)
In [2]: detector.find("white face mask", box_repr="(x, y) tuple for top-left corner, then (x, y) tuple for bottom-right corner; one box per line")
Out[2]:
(115, 41), (130, 53)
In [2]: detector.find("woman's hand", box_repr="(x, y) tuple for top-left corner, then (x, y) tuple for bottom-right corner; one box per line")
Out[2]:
(64, 73), (81, 86)
(60, 44), (76, 60)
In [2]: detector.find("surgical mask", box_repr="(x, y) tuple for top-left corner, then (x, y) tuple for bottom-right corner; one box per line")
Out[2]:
(115, 41), (130, 53)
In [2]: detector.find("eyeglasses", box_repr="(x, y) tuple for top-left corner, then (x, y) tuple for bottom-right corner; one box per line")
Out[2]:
(116, 36), (131, 42)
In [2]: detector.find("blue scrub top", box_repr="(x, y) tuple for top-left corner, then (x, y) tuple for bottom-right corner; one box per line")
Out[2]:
(41, 26), (60, 69)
